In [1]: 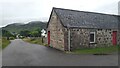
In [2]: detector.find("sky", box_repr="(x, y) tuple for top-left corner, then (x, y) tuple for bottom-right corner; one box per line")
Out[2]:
(0, 0), (120, 27)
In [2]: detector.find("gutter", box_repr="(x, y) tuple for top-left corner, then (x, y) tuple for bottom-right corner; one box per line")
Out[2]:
(68, 28), (71, 51)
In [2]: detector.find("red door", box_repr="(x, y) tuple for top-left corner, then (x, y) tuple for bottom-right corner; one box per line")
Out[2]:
(48, 31), (50, 46)
(112, 31), (117, 46)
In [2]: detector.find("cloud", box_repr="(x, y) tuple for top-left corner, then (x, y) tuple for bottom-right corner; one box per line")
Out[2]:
(0, 0), (120, 27)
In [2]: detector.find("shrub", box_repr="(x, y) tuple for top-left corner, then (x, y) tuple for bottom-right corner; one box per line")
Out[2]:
(9, 37), (15, 40)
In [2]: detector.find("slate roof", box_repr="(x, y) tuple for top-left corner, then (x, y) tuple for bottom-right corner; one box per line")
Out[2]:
(52, 7), (119, 29)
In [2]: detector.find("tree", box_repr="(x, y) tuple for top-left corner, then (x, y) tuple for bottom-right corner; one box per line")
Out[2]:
(29, 31), (38, 37)
(19, 29), (42, 37)
(2, 29), (14, 39)
(19, 30), (30, 37)
(36, 28), (41, 37)
(29, 29), (41, 37)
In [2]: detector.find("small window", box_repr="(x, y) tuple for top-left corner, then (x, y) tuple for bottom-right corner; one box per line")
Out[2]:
(90, 32), (95, 43)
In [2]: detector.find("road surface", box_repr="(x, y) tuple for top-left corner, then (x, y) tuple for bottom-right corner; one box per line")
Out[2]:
(2, 39), (118, 66)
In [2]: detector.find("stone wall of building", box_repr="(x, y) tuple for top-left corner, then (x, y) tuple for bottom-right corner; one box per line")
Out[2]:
(117, 30), (120, 45)
(47, 10), (65, 51)
(69, 28), (90, 50)
(96, 29), (113, 47)
(117, 16), (120, 46)
(69, 28), (117, 50)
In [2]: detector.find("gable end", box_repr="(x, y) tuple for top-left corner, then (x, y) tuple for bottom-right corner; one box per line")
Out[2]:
(47, 7), (67, 29)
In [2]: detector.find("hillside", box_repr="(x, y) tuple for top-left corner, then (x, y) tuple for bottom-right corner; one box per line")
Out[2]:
(1, 21), (47, 34)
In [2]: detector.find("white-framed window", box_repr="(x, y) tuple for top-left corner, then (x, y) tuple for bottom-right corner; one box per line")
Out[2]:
(90, 32), (95, 43)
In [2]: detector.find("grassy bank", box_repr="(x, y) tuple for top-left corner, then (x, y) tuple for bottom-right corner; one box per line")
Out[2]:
(72, 46), (119, 54)
(0, 38), (1, 50)
(23, 37), (47, 46)
(0, 37), (11, 49)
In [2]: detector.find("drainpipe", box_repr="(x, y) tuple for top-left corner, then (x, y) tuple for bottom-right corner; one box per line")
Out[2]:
(68, 28), (71, 51)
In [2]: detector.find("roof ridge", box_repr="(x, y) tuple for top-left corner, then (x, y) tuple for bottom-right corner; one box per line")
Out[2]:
(53, 7), (118, 16)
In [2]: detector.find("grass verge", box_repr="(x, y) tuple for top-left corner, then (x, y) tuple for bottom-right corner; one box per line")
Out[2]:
(23, 37), (48, 46)
(0, 37), (10, 49)
(71, 46), (119, 54)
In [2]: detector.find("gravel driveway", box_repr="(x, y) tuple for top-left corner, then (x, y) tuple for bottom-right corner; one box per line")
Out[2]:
(2, 39), (118, 66)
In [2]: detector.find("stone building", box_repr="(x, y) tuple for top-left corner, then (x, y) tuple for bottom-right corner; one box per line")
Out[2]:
(47, 7), (120, 51)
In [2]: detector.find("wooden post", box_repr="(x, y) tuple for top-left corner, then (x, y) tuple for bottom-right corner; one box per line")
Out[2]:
(42, 37), (44, 43)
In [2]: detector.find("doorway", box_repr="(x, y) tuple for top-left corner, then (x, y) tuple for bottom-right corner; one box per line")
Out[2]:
(48, 31), (50, 46)
(112, 31), (117, 46)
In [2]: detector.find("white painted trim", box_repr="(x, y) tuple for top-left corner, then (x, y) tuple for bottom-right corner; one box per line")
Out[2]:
(90, 32), (96, 43)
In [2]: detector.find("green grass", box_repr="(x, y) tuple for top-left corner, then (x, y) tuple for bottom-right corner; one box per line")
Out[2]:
(0, 37), (10, 49)
(23, 37), (48, 46)
(0, 38), (1, 50)
(72, 46), (119, 54)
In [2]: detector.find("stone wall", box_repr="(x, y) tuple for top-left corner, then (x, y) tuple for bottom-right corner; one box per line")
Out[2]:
(117, 30), (120, 45)
(70, 29), (90, 50)
(47, 10), (65, 51)
(67, 28), (118, 50)
(96, 29), (113, 47)
(117, 13), (120, 45)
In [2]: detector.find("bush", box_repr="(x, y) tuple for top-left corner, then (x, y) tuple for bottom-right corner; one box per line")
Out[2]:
(9, 37), (15, 40)
(23, 37), (47, 46)
(30, 38), (35, 41)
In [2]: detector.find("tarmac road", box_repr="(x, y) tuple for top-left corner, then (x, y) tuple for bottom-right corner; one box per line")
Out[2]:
(2, 39), (118, 66)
